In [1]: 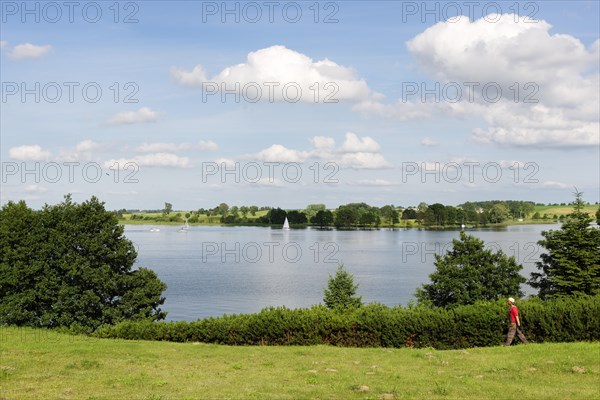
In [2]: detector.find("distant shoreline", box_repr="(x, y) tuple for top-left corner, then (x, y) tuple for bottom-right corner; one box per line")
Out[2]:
(120, 219), (559, 229)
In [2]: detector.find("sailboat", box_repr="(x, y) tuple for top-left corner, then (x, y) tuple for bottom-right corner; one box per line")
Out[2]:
(178, 220), (190, 233)
(282, 217), (290, 230)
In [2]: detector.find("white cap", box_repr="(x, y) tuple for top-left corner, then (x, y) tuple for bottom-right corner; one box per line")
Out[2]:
(508, 297), (515, 303)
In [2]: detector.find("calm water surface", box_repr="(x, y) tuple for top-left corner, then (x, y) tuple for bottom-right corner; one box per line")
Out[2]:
(125, 224), (557, 321)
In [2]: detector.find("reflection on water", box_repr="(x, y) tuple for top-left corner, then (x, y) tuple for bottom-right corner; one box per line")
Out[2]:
(125, 224), (557, 321)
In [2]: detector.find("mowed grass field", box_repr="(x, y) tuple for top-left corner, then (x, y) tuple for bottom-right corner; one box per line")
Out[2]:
(533, 204), (598, 217)
(1, 328), (598, 400)
(120, 210), (269, 225)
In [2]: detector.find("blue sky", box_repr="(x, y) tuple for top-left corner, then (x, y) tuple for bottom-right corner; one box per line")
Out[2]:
(1, 1), (599, 210)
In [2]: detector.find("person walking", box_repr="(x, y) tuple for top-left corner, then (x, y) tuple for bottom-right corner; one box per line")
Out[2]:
(504, 297), (528, 346)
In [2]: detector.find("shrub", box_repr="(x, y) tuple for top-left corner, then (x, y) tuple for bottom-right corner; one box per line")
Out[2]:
(323, 264), (363, 310)
(416, 232), (526, 308)
(94, 296), (600, 349)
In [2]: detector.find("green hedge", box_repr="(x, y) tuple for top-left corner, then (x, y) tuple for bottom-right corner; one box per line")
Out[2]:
(94, 295), (600, 349)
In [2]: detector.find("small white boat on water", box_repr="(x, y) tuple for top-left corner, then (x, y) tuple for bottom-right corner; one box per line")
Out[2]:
(282, 217), (290, 230)
(149, 227), (160, 232)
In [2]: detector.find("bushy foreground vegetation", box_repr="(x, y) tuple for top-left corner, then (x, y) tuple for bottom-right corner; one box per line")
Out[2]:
(94, 295), (600, 349)
(0, 196), (167, 329)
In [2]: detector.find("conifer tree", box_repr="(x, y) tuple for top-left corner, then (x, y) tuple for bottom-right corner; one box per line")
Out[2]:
(416, 232), (526, 307)
(530, 191), (600, 298)
(323, 264), (362, 310)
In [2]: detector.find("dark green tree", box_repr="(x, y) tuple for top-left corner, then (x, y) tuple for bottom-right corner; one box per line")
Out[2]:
(424, 203), (447, 226)
(305, 204), (326, 220)
(415, 202), (428, 224)
(445, 206), (458, 225)
(334, 206), (358, 228)
(267, 208), (287, 225)
(286, 210), (307, 224)
(162, 202), (172, 215)
(0, 195), (167, 329)
(596, 205), (600, 225)
(323, 264), (362, 310)
(380, 205), (399, 227)
(218, 203), (229, 218)
(310, 210), (334, 228)
(359, 209), (380, 228)
(461, 203), (479, 224)
(416, 232), (525, 307)
(488, 203), (510, 223)
(529, 191), (600, 299)
(402, 208), (417, 220)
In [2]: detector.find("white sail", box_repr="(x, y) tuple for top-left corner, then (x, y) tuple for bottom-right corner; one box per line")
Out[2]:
(283, 217), (290, 230)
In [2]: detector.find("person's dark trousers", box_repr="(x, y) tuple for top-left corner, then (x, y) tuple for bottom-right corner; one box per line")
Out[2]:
(505, 324), (529, 346)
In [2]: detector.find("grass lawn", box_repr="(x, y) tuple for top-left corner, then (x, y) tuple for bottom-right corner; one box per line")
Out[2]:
(533, 204), (597, 217)
(1, 328), (599, 400)
(120, 211), (270, 226)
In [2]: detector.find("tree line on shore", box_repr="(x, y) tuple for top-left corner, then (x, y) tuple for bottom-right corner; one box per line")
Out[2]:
(121, 199), (600, 228)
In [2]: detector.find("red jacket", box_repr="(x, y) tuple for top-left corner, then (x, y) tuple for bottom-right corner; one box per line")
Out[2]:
(509, 305), (519, 324)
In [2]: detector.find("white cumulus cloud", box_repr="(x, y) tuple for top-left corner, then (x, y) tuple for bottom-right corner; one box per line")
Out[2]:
(421, 137), (438, 147)
(10, 141), (106, 163)
(470, 102), (599, 147)
(106, 107), (159, 125)
(24, 184), (48, 193)
(251, 133), (392, 169)
(171, 45), (380, 103)
(338, 153), (391, 169)
(9, 43), (52, 59)
(9, 145), (51, 161)
(341, 132), (380, 153)
(75, 140), (99, 152)
(104, 153), (192, 169)
(171, 65), (208, 87)
(255, 144), (311, 163)
(213, 158), (237, 168)
(360, 14), (599, 148)
(55, 140), (101, 162)
(542, 181), (570, 189)
(309, 136), (336, 151)
(406, 15), (596, 95)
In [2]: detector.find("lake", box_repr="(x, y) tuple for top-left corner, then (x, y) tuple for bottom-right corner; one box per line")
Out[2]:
(125, 224), (557, 321)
